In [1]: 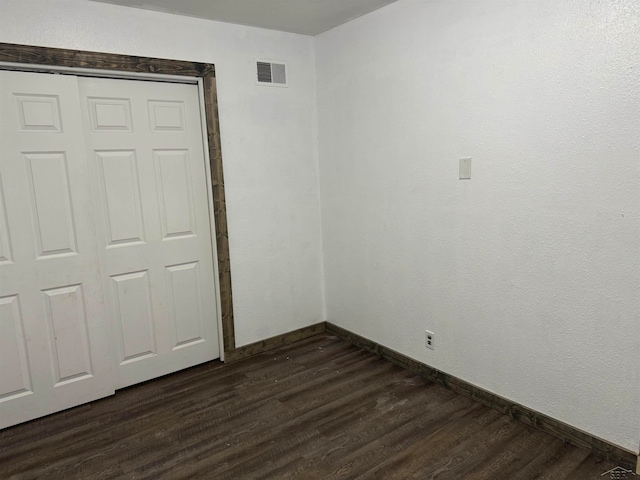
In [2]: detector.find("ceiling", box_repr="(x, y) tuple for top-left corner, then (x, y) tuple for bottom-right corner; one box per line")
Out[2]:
(87, 0), (399, 36)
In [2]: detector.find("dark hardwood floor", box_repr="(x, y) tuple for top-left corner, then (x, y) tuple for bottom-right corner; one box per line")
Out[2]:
(0, 334), (619, 479)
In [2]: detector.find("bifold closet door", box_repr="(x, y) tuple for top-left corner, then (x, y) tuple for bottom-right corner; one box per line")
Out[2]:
(79, 77), (220, 389)
(0, 71), (114, 429)
(0, 70), (221, 428)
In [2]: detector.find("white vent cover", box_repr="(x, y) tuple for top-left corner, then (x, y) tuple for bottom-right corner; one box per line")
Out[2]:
(256, 61), (287, 86)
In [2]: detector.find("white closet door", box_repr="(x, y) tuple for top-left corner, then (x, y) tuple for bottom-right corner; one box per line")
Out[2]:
(0, 71), (114, 429)
(79, 77), (220, 389)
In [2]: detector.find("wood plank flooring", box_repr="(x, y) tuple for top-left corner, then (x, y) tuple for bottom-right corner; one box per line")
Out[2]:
(0, 334), (619, 479)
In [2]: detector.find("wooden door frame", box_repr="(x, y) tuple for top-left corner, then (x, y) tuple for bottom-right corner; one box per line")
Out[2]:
(0, 42), (236, 357)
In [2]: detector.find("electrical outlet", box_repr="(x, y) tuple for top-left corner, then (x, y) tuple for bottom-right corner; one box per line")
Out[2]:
(425, 330), (435, 350)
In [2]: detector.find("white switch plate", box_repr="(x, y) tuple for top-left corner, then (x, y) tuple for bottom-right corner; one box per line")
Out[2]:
(459, 157), (472, 180)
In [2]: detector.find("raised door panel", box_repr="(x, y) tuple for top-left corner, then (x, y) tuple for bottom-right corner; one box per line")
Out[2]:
(95, 150), (145, 248)
(148, 100), (185, 132)
(87, 97), (133, 132)
(154, 149), (196, 240)
(166, 261), (204, 349)
(42, 285), (93, 385)
(0, 295), (31, 402)
(0, 177), (13, 265)
(15, 94), (62, 132)
(23, 152), (78, 258)
(110, 270), (157, 364)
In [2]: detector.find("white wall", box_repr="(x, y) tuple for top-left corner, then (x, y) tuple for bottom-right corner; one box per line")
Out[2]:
(0, 0), (326, 347)
(316, 0), (640, 452)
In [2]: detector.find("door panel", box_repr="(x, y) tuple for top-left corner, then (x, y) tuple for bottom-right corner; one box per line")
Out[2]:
(154, 149), (197, 239)
(165, 261), (206, 348)
(0, 71), (115, 429)
(42, 284), (94, 385)
(0, 174), (13, 265)
(23, 152), (79, 257)
(95, 150), (146, 247)
(110, 270), (157, 364)
(0, 294), (30, 402)
(79, 77), (220, 389)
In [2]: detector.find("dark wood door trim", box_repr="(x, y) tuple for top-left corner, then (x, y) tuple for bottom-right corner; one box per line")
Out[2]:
(0, 42), (236, 354)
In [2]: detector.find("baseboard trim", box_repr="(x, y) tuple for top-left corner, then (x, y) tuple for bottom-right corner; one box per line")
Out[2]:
(326, 322), (637, 469)
(224, 322), (326, 362)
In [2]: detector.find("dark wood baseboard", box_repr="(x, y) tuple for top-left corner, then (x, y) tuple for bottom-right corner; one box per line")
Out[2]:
(326, 322), (637, 470)
(224, 322), (326, 362)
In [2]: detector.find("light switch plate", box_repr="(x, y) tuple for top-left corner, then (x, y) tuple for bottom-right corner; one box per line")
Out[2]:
(459, 157), (472, 180)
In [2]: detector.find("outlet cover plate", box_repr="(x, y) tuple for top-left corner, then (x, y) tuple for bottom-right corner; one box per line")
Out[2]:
(425, 330), (435, 350)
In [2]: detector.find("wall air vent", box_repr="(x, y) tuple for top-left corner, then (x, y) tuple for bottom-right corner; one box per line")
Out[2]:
(256, 60), (287, 87)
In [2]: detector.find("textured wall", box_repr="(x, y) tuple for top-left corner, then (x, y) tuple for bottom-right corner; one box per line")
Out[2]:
(0, 0), (326, 348)
(316, 0), (640, 451)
